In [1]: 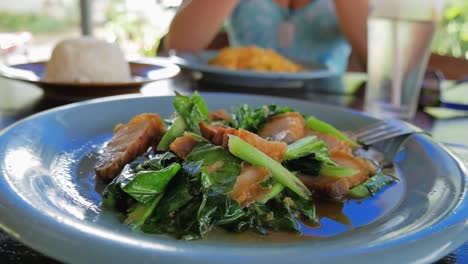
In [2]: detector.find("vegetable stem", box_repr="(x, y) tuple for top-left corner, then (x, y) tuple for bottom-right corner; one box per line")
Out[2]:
(348, 172), (396, 199)
(157, 116), (188, 151)
(227, 135), (311, 200)
(257, 183), (285, 204)
(320, 164), (358, 177)
(305, 116), (359, 147)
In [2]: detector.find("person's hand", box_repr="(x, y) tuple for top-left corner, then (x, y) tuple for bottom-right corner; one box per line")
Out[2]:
(165, 0), (240, 52)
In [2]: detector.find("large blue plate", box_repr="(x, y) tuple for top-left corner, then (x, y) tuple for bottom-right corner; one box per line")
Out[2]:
(170, 50), (333, 88)
(0, 93), (466, 263)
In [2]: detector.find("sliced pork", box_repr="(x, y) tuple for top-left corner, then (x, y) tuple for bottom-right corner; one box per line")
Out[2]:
(199, 122), (236, 148)
(169, 135), (199, 160)
(208, 109), (233, 123)
(231, 163), (271, 207)
(199, 122), (287, 163)
(298, 150), (375, 200)
(304, 129), (353, 154)
(95, 113), (165, 181)
(258, 112), (305, 144)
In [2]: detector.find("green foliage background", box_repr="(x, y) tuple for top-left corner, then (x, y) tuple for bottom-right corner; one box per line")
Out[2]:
(432, 0), (468, 58)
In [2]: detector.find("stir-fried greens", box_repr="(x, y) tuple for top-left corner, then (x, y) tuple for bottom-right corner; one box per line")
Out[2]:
(96, 92), (396, 240)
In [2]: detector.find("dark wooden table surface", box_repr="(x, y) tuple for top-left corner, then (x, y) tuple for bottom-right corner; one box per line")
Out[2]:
(0, 72), (466, 263)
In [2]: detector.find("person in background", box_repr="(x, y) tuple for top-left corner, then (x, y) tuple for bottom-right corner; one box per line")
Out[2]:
(164, 0), (368, 74)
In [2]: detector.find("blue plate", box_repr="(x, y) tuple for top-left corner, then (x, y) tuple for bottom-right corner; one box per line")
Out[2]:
(0, 93), (466, 263)
(170, 50), (333, 88)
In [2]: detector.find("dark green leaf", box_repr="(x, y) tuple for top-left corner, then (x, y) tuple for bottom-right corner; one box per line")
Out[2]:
(283, 136), (329, 161)
(197, 192), (245, 237)
(101, 164), (139, 211)
(134, 152), (179, 172)
(186, 142), (242, 194)
(179, 161), (204, 196)
(231, 104), (294, 132)
(259, 198), (300, 231)
(122, 163), (181, 204)
(154, 181), (193, 220)
(124, 192), (163, 230)
(283, 156), (323, 176)
(284, 189), (316, 221)
(348, 171), (397, 199)
(173, 92), (209, 134)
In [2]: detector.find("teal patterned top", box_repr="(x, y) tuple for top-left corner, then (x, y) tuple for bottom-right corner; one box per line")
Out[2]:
(226, 0), (351, 74)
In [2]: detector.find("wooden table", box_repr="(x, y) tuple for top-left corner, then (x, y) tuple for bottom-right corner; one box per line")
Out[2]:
(0, 72), (466, 263)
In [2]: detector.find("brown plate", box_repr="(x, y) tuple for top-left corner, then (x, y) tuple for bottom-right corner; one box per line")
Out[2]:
(0, 57), (180, 101)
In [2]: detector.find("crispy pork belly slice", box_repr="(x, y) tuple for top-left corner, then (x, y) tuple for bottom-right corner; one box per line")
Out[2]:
(200, 122), (287, 162)
(231, 164), (271, 207)
(199, 121), (236, 148)
(208, 109), (233, 122)
(236, 129), (287, 162)
(304, 128), (353, 154)
(298, 150), (374, 200)
(95, 113), (165, 181)
(258, 112), (305, 143)
(169, 135), (199, 160)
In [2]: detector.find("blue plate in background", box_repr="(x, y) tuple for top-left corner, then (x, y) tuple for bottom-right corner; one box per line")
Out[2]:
(170, 50), (333, 88)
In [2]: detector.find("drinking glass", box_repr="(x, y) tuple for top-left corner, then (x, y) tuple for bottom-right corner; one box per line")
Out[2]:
(364, 0), (446, 120)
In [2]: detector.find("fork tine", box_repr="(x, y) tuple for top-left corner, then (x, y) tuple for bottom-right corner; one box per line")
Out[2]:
(355, 119), (426, 146)
(355, 124), (393, 139)
(354, 121), (386, 135)
(361, 130), (408, 145)
(358, 126), (401, 144)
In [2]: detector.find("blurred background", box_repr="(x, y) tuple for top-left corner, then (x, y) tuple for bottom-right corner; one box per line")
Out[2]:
(0, 0), (466, 64)
(0, 0), (181, 63)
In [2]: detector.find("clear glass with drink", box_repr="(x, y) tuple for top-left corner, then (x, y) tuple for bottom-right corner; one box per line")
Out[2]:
(364, 0), (446, 120)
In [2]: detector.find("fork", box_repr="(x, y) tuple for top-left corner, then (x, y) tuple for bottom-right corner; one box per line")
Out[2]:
(355, 119), (427, 146)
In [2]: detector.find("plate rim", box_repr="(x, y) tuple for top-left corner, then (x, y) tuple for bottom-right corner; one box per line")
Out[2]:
(0, 93), (466, 263)
(0, 57), (181, 87)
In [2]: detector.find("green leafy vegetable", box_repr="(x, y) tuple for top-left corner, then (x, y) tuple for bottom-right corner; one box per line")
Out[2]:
(124, 193), (163, 229)
(254, 198), (300, 231)
(173, 92), (209, 134)
(101, 164), (140, 210)
(197, 192), (245, 237)
(305, 116), (359, 147)
(122, 163), (181, 204)
(227, 135), (311, 200)
(187, 142), (242, 194)
(134, 152), (179, 171)
(283, 189), (316, 221)
(231, 104), (293, 132)
(282, 136), (358, 177)
(348, 171), (397, 199)
(283, 136), (329, 161)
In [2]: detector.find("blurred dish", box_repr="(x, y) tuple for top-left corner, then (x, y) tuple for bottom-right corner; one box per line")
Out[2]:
(170, 50), (333, 88)
(208, 46), (303, 72)
(0, 57), (180, 101)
